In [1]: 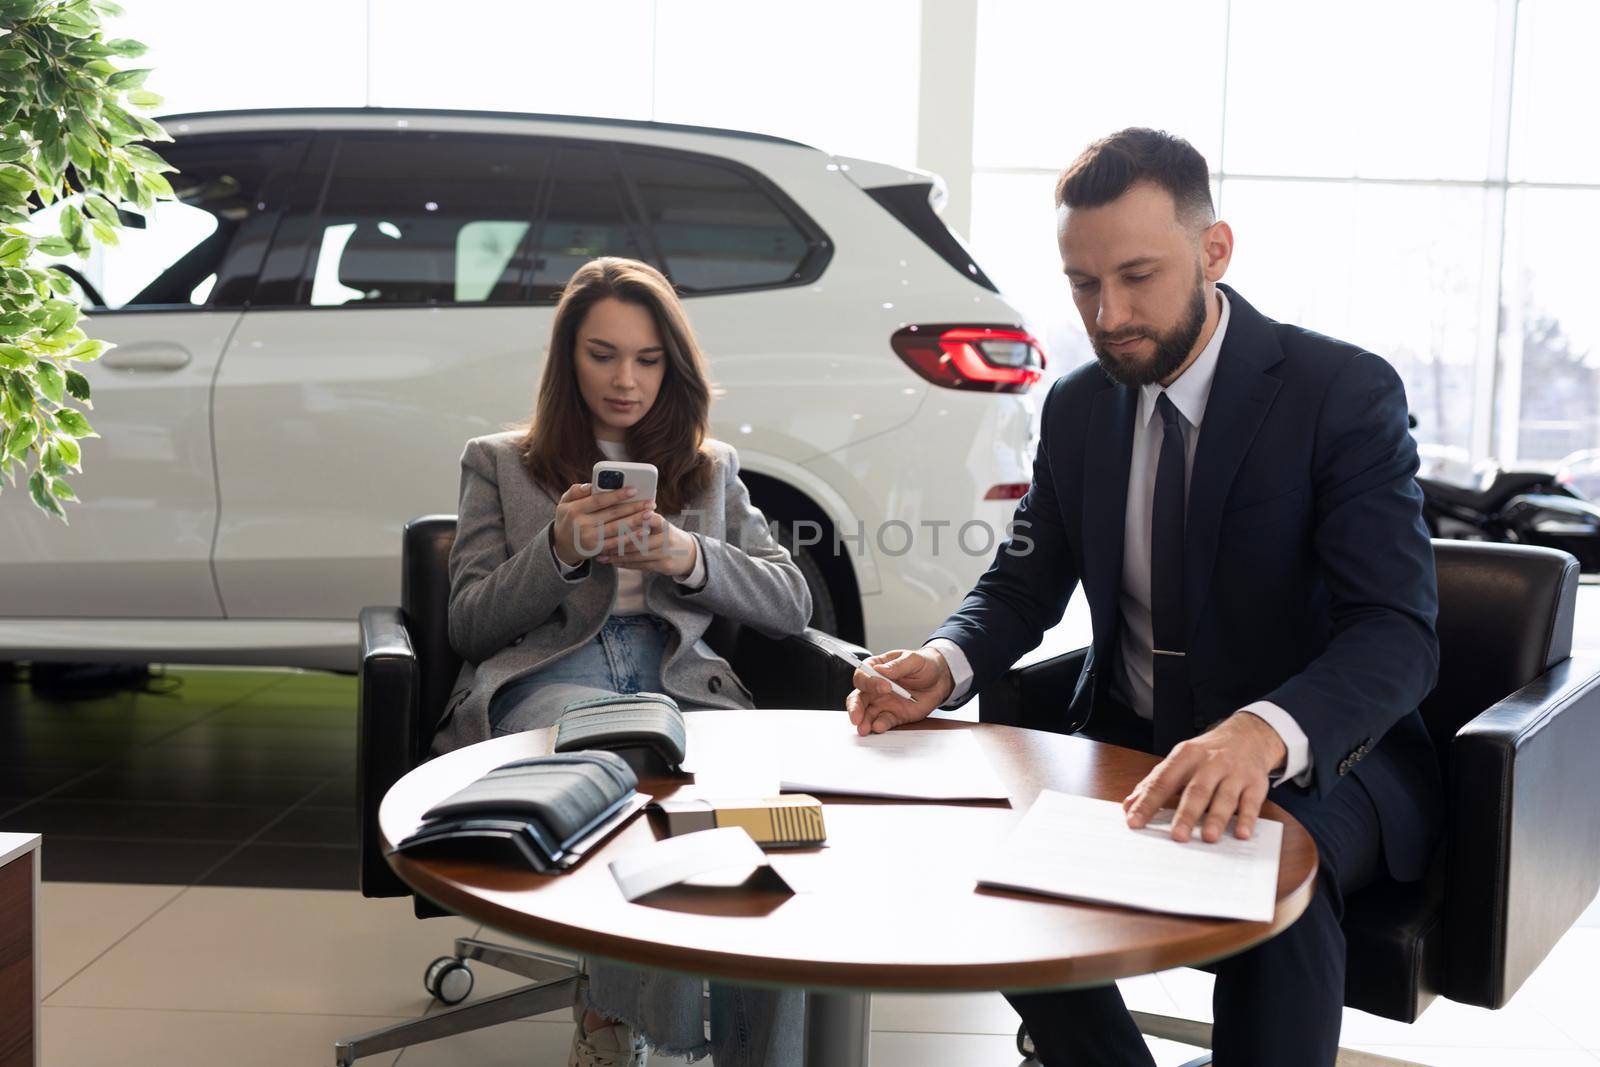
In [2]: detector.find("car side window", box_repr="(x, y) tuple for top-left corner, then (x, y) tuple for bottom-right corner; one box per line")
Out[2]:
(618, 147), (816, 293)
(527, 145), (650, 301)
(302, 134), (548, 307)
(27, 136), (306, 311)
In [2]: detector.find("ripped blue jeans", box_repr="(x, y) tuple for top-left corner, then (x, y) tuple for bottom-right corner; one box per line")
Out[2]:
(489, 614), (803, 1066)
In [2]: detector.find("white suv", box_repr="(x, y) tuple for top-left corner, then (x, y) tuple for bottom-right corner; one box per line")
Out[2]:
(1, 107), (1045, 671)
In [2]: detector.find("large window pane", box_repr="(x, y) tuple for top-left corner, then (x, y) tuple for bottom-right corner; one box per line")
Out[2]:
(652, 0), (921, 164)
(1224, 0), (1499, 179)
(1500, 189), (1600, 465)
(108, 1), (366, 113)
(974, 0), (1226, 171)
(369, 0), (654, 118)
(1509, 0), (1600, 183)
(28, 138), (303, 310)
(968, 172), (1094, 382)
(1221, 179), (1492, 459)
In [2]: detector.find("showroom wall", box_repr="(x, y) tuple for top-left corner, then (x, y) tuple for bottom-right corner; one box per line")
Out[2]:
(112, 0), (1598, 474)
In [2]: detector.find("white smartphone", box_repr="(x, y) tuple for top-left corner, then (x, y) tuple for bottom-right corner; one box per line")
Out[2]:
(591, 460), (658, 504)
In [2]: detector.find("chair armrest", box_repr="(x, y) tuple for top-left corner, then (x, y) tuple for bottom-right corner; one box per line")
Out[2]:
(732, 627), (865, 712)
(1445, 651), (1600, 1008)
(978, 646), (1091, 731)
(358, 606), (419, 899)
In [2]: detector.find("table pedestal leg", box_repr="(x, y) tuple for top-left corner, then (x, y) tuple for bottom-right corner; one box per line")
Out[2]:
(804, 990), (870, 1067)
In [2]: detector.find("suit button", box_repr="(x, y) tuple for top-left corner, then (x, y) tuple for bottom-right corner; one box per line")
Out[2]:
(512, 636), (524, 646)
(1337, 758), (1352, 776)
(708, 676), (723, 693)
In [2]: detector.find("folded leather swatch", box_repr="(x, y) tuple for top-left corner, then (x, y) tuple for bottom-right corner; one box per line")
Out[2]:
(394, 751), (641, 872)
(554, 691), (688, 774)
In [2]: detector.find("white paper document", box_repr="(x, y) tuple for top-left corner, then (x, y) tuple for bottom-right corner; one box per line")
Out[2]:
(777, 726), (1010, 801)
(978, 790), (1283, 922)
(609, 826), (788, 901)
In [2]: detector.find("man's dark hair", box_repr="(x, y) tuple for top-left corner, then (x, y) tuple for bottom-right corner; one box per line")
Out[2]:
(1055, 127), (1214, 227)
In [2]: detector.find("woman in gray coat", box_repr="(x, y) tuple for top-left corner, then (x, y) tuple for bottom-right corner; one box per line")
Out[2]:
(439, 257), (811, 1067)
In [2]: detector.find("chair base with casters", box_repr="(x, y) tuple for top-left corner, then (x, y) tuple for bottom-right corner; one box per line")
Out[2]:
(339, 515), (866, 1063)
(997, 542), (1600, 1067)
(336, 939), (579, 1066)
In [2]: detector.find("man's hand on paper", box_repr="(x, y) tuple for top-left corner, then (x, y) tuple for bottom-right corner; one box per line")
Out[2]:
(1122, 712), (1289, 843)
(845, 647), (954, 736)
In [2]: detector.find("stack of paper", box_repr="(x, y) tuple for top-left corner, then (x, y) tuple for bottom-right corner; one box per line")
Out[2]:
(776, 726), (1009, 801)
(978, 790), (1283, 922)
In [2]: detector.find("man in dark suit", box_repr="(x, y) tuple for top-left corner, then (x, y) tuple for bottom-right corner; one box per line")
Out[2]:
(847, 128), (1442, 1066)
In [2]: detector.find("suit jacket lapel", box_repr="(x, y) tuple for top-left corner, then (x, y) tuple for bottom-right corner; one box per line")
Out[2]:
(1182, 287), (1284, 646)
(1082, 383), (1136, 649)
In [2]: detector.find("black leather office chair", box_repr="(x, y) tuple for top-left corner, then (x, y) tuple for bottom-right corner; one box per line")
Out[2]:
(991, 540), (1600, 1067)
(336, 515), (863, 1065)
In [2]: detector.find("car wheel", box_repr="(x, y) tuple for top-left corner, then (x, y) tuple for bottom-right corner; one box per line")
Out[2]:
(770, 519), (839, 636)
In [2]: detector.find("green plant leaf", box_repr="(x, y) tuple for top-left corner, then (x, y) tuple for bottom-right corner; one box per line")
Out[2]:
(28, 469), (65, 519)
(56, 432), (81, 468)
(34, 236), (73, 256)
(105, 39), (148, 58)
(6, 414), (35, 457)
(0, 310), (31, 334)
(63, 369), (90, 404)
(83, 193), (119, 227)
(51, 476), (76, 501)
(124, 88), (163, 109)
(5, 369), (33, 407)
(54, 407), (95, 438)
(35, 361), (65, 404)
(0, 234), (27, 265)
(59, 204), (85, 245)
(123, 142), (176, 173)
(0, 343), (29, 369)
(106, 67), (149, 89)
(66, 337), (108, 362)
(40, 440), (67, 475)
(0, 51), (32, 72)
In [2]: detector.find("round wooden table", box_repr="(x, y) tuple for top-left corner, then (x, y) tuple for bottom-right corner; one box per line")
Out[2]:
(381, 709), (1318, 1067)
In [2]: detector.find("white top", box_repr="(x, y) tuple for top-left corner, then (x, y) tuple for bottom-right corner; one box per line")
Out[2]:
(931, 290), (1312, 786)
(550, 437), (707, 614)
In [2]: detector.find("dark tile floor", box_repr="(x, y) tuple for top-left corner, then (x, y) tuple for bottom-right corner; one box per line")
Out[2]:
(0, 666), (360, 888)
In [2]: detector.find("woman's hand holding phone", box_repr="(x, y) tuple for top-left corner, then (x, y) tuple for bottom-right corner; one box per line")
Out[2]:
(551, 482), (698, 579)
(552, 482), (654, 568)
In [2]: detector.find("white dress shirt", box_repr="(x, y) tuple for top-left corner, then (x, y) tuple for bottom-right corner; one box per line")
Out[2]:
(929, 290), (1312, 786)
(550, 437), (707, 611)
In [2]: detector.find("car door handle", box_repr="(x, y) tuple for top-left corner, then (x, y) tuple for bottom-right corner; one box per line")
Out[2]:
(100, 342), (193, 372)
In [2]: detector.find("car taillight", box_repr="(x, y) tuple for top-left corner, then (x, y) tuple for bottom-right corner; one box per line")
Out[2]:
(984, 483), (1030, 500)
(891, 325), (1046, 393)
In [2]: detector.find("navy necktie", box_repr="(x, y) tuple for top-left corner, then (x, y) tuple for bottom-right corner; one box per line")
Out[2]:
(1151, 393), (1191, 753)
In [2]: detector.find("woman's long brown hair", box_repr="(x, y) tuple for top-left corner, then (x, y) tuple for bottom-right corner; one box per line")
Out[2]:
(518, 257), (715, 515)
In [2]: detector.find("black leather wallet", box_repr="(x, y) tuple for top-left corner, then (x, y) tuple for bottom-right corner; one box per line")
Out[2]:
(393, 751), (641, 872)
(553, 691), (688, 775)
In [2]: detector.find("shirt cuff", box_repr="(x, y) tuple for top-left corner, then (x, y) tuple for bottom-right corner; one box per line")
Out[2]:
(1240, 701), (1313, 787)
(549, 526), (587, 582)
(673, 533), (708, 590)
(925, 637), (974, 707)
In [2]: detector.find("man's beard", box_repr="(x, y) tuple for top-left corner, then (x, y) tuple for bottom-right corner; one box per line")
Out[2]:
(1093, 277), (1209, 388)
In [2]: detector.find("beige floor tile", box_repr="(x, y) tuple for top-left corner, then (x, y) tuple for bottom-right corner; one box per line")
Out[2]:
(47, 886), (477, 1018)
(39, 881), (184, 997)
(388, 1017), (695, 1066)
(867, 1029), (1205, 1067)
(1341, 995), (1578, 1050)
(1354, 1047), (1600, 1066)
(43, 1005), (406, 1067)
(1507, 927), (1600, 1048)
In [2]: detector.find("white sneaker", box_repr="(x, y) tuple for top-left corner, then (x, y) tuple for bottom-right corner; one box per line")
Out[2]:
(568, 999), (648, 1067)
